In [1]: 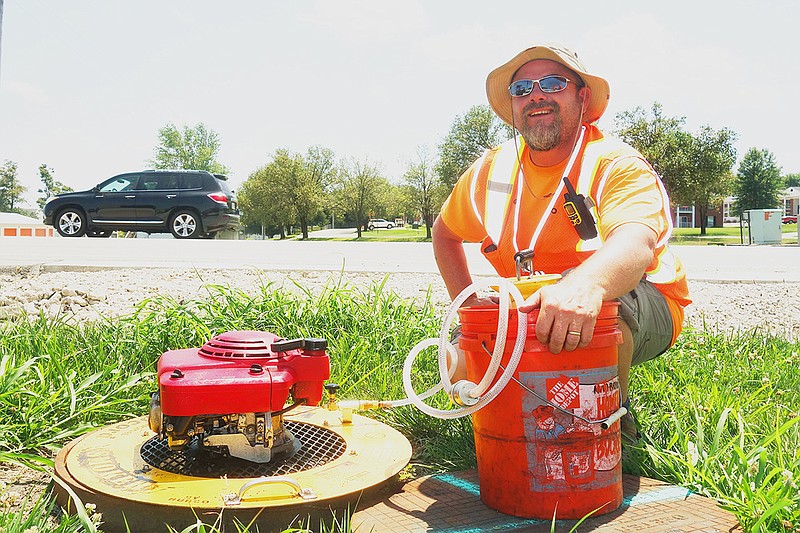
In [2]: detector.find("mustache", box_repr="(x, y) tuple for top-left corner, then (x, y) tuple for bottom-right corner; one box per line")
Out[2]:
(523, 101), (560, 115)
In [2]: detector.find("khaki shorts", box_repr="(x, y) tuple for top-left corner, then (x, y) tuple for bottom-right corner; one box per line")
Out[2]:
(617, 280), (674, 366)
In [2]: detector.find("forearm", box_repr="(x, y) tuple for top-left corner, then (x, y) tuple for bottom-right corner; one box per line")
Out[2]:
(432, 215), (476, 302)
(561, 223), (657, 301)
(520, 223), (657, 353)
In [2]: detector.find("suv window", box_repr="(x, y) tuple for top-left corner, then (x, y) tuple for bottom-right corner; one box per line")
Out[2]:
(180, 174), (203, 190)
(99, 175), (138, 193)
(136, 173), (180, 191)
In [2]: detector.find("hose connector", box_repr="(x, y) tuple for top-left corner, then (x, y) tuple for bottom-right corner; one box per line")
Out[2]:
(336, 399), (394, 425)
(600, 406), (628, 430)
(324, 383), (340, 411)
(449, 380), (480, 407)
(337, 399), (393, 411)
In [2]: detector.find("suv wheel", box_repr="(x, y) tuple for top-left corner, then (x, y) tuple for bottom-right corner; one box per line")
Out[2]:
(56, 208), (87, 237)
(387, 223), (394, 229)
(170, 210), (200, 239)
(368, 225), (374, 231)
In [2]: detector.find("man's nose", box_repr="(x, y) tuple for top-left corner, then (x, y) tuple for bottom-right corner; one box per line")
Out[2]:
(527, 82), (548, 98)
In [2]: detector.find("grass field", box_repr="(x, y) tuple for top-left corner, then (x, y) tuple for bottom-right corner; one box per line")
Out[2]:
(306, 226), (432, 242)
(0, 281), (798, 532)
(293, 223), (800, 246)
(671, 224), (798, 245)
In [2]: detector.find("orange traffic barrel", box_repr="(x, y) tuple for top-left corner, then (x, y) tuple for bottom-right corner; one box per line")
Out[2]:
(457, 301), (623, 519)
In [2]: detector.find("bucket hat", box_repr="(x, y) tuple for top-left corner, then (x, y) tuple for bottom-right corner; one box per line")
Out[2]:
(486, 44), (610, 126)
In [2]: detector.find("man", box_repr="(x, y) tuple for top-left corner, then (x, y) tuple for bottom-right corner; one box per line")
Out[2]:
(431, 44), (690, 441)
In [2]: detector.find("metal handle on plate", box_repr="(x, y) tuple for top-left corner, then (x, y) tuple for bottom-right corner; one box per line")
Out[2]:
(222, 476), (317, 506)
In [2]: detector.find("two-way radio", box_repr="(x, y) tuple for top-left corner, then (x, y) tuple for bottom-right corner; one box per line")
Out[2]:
(562, 177), (598, 240)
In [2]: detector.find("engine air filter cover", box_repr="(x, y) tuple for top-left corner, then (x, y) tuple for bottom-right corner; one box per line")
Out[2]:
(157, 330), (330, 414)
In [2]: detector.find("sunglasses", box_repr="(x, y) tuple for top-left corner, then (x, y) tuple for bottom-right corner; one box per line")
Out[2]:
(508, 76), (574, 97)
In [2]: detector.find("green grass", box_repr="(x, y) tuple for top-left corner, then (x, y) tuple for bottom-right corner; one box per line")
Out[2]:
(0, 279), (798, 532)
(305, 226), (432, 242)
(671, 224), (798, 245)
(289, 224), (800, 245)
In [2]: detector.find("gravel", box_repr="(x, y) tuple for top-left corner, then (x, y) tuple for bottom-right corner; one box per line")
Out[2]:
(1, 265), (799, 339)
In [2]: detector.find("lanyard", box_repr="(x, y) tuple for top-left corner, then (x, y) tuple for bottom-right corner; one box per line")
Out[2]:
(512, 126), (587, 253)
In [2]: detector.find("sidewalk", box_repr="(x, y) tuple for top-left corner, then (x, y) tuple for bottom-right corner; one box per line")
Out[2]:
(1, 238), (798, 283)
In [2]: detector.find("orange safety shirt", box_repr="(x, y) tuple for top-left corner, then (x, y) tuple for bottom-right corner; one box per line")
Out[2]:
(439, 124), (691, 343)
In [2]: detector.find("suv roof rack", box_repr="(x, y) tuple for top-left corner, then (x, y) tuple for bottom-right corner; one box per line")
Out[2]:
(141, 169), (213, 174)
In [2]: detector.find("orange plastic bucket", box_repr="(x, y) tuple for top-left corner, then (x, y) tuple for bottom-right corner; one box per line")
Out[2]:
(458, 301), (623, 519)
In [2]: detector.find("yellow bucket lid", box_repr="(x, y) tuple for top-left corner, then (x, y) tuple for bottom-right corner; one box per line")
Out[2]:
(491, 274), (562, 299)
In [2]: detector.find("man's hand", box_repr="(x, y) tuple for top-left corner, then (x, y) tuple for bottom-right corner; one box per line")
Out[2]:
(519, 278), (602, 353)
(518, 223), (658, 354)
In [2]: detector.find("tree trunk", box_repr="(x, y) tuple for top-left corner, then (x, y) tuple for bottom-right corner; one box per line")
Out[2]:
(424, 210), (433, 239)
(698, 204), (708, 236)
(300, 216), (309, 239)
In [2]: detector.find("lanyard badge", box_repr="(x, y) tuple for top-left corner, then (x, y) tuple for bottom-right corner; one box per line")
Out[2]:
(562, 177), (598, 240)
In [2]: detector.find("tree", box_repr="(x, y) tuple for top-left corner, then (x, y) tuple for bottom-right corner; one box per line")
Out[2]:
(36, 164), (73, 210)
(783, 173), (800, 188)
(238, 147), (336, 239)
(614, 103), (738, 234)
(335, 158), (386, 238)
(149, 123), (229, 174)
(403, 147), (444, 239)
(0, 160), (27, 213)
(238, 164), (288, 239)
(733, 148), (782, 216)
(238, 150), (302, 239)
(613, 103), (691, 195)
(680, 126), (737, 235)
(296, 146), (336, 239)
(436, 105), (512, 190)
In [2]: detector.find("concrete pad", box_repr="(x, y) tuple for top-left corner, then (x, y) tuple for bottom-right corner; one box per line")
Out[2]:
(352, 471), (742, 532)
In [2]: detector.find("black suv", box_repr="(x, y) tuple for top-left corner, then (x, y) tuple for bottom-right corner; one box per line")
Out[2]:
(44, 170), (240, 239)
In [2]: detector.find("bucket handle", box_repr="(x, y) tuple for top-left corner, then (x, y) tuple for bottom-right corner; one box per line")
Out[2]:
(483, 342), (628, 429)
(223, 476), (317, 506)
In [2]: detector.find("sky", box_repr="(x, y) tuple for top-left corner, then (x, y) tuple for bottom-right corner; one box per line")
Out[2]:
(1, 0), (798, 210)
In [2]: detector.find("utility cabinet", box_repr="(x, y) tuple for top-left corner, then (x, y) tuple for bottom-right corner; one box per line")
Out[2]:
(746, 209), (782, 244)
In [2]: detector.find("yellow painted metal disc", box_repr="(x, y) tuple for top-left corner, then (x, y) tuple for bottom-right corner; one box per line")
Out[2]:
(55, 407), (411, 510)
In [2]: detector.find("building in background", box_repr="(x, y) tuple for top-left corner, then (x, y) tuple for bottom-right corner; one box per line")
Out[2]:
(0, 212), (55, 237)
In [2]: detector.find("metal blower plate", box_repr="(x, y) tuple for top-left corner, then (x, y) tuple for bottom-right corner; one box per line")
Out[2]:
(140, 420), (347, 478)
(54, 406), (412, 511)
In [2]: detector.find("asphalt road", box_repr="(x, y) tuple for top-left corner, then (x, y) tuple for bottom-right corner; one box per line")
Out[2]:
(1, 236), (798, 283)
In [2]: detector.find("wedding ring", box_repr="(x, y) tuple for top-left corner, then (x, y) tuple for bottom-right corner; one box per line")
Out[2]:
(567, 331), (581, 336)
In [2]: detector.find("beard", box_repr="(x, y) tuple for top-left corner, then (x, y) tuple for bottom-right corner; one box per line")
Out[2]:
(520, 119), (562, 151)
(518, 102), (564, 151)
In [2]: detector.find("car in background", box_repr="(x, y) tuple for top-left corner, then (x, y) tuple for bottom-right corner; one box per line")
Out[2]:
(43, 170), (240, 239)
(783, 215), (797, 224)
(367, 218), (395, 230)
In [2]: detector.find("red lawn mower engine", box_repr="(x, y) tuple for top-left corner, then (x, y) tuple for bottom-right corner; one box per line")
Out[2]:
(148, 330), (330, 464)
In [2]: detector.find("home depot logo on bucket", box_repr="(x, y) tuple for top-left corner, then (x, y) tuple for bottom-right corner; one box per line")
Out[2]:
(521, 369), (622, 492)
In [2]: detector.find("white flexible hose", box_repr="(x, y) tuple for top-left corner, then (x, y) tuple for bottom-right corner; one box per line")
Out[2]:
(378, 338), (458, 408)
(393, 277), (533, 419)
(366, 279), (628, 428)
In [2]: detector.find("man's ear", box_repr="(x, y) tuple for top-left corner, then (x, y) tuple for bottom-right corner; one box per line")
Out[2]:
(579, 86), (591, 114)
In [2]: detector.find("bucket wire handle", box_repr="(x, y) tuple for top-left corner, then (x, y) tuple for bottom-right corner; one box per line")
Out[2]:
(481, 343), (628, 428)
(223, 476), (317, 506)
